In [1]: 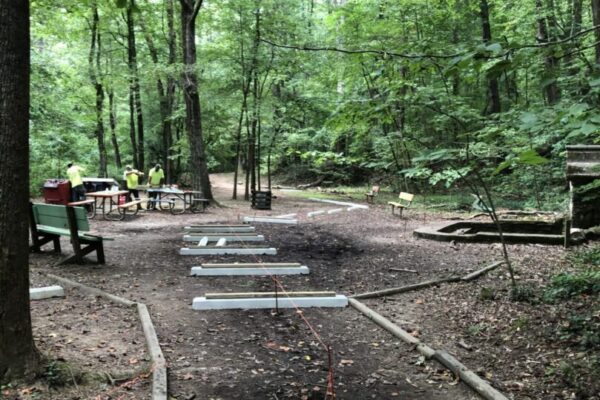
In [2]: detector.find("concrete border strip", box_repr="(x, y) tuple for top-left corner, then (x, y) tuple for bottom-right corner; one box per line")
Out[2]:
(273, 213), (297, 219)
(184, 225), (255, 233)
(193, 294), (348, 310)
(30, 285), (65, 300)
(243, 216), (298, 224)
(308, 198), (369, 209)
(45, 274), (167, 400)
(180, 247), (277, 255)
(191, 265), (309, 276)
(183, 234), (265, 242)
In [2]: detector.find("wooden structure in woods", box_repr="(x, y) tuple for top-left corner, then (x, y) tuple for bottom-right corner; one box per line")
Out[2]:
(566, 145), (600, 228)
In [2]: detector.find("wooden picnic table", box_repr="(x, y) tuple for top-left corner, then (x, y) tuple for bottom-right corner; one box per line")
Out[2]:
(87, 190), (129, 220)
(145, 187), (208, 214)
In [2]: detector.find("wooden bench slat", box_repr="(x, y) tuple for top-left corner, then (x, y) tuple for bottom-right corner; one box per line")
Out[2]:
(118, 200), (143, 209)
(67, 199), (95, 206)
(37, 225), (108, 242)
(30, 203), (107, 264)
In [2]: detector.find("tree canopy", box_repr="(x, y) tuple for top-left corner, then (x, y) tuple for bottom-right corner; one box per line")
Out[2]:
(28, 0), (600, 206)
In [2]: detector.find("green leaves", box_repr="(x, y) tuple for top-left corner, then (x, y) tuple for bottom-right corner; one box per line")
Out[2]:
(495, 149), (548, 175)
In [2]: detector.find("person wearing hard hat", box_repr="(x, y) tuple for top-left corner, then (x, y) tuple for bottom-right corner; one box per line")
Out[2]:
(147, 163), (165, 210)
(66, 162), (86, 202)
(124, 165), (144, 210)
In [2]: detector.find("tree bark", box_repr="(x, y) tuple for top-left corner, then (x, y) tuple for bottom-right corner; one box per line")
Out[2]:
(249, 6), (261, 194)
(592, 0), (600, 65)
(0, 0), (41, 381)
(89, 0), (108, 177)
(180, 0), (214, 200)
(128, 87), (139, 168)
(139, 0), (176, 183)
(127, 0), (145, 172)
(108, 88), (122, 169)
(480, 0), (501, 114)
(536, 0), (560, 105)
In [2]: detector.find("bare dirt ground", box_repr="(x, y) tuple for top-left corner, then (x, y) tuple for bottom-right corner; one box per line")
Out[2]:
(8, 173), (598, 399)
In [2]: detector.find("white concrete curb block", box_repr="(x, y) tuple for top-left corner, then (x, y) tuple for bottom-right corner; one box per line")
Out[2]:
(192, 294), (348, 310)
(243, 217), (298, 224)
(198, 237), (209, 246)
(307, 210), (326, 218)
(184, 225), (255, 233)
(308, 198), (369, 209)
(191, 266), (310, 276)
(274, 213), (297, 219)
(180, 247), (277, 255)
(327, 208), (343, 214)
(30, 285), (65, 300)
(183, 234), (265, 242)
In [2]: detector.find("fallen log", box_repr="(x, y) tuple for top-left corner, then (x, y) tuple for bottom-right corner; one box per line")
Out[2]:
(349, 298), (509, 400)
(353, 261), (503, 300)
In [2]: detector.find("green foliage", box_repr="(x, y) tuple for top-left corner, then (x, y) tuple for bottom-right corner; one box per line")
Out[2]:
(545, 270), (600, 300)
(558, 313), (600, 349)
(26, 0), (600, 202)
(510, 284), (537, 303)
(568, 246), (600, 267)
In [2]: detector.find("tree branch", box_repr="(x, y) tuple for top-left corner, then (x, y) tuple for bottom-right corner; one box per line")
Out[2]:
(259, 38), (462, 60)
(261, 24), (600, 61)
(191, 0), (203, 22)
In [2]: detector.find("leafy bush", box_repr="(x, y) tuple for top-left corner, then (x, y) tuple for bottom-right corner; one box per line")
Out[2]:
(544, 270), (600, 300)
(568, 246), (600, 267)
(559, 313), (600, 349)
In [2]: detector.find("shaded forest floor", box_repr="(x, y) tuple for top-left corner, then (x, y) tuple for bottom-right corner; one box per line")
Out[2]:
(7, 174), (599, 399)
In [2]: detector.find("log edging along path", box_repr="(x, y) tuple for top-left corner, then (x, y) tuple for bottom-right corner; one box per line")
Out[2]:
(46, 274), (167, 400)
(352, 261), (504, 300)
(348, 261), (509, 400)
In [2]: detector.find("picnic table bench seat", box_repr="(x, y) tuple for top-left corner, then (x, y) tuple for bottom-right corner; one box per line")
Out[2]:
(29, 202), (111, 264)
(114, 199), (143, 220)
(388, 192), (414, 217)
(67, 199), (96, 219)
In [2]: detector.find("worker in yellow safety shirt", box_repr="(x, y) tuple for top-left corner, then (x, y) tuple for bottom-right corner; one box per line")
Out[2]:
(124, 165), (144, 210)
(66, 162), (86, 202)
(147, 163), (165, 210)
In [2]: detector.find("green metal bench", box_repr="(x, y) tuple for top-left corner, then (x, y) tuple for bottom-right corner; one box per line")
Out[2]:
(29, 203), (112, 264)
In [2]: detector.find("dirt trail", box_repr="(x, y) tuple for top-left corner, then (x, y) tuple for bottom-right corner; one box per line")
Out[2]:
(28, 174), (495, 399)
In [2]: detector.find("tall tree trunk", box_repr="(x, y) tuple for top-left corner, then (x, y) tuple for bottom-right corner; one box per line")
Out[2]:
(89, 0), (107, 177)
(127, 0), (144, 172)
(536, 0), (560, 105)
(249, 5), (261, 194)
(564, 0), (583, 77)
(233, 5), (251, 200)
(128, 88), (139, 168)
(165, 0), (177, 183)
(108, 88), (122, 168)
(139, 0), (176, 183)
(180, 0), (214, 200)
(233, 81), (251, 199)
(0, 0), (41, 381)
(244, 108), (251, 201)
(592, 0), (600, 66)
(480, 0), (501, 114)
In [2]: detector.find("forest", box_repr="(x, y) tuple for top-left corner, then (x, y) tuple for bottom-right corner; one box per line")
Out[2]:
(29, 0), (600, 207)
(2, 0), (600, 399)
